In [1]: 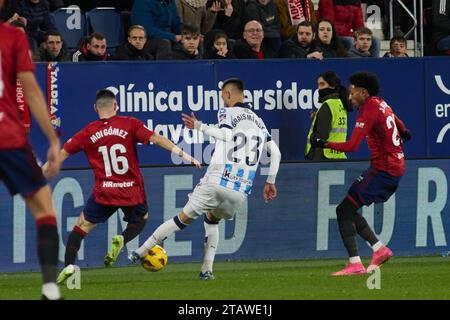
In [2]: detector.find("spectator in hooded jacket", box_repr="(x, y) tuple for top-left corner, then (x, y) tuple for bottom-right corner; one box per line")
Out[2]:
(347, 27), (373, 58)
(72, 32), (110, 62)
(318, 0), (380, 57)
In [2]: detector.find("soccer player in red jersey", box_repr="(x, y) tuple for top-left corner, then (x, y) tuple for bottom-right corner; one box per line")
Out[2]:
(43, 89), (201, 284)
(311, 72), (412, 276)
(0, 0), (62, 300)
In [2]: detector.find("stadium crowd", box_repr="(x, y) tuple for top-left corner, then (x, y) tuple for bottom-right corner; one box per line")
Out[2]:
(1, 0), (449, 61)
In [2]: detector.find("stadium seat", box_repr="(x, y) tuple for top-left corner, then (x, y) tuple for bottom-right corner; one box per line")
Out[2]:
(86, 7), (124, 50)
(51, 7), (87, 51)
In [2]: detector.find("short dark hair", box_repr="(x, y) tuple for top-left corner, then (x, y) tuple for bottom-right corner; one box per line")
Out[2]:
(181, 25), (200, 36)
(297, 20), (314, 31)
(95, 89), (116, 104)
(390, 36), (407, 48)
(222, 78), (244, 93)
(44, 30), (63, 42)
(349, 72), (380, 96)
(88, 32), (106, 44)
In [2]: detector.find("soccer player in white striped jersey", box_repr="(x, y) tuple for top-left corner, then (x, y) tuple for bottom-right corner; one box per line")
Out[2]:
(129, 78), (281, 279)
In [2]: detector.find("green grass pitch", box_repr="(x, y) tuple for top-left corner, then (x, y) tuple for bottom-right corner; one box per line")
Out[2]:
(1, 256), (449, 300)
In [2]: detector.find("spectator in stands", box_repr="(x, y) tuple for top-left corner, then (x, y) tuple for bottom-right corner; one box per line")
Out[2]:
(432, 0), (450, 53)
(279, 20), (323, 59)
(244, 0), (282, 53)
(211, 0), (245, 40)
(313, 19), (348, 57)
(347, 27), (372, 58)
(33, 29), (70, 61)
(72, 32), (110, 62)
(163, 25), (203, 59)
(233, 20), (277, 58)
(114, 25), (156, 60)
(274, 0), (316, 40)
(318, 0), (380, 57)
(131, 0), (182, 44)
(18, 0), (57, 51)
(383, 36), (409, 57)
(203, 29), (235, 58)
(176, 0), (220, 36)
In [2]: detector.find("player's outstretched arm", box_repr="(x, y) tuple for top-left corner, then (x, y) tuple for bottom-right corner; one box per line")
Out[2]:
(150, 133), (201, 168)
(42, 149), (70, 179)
(263, 140), (281, 203)
(18, 71), (61, 178)
(182, 112), (232, 142)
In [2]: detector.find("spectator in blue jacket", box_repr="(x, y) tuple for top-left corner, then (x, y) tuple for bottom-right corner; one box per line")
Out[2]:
(131, 0), (183, 43)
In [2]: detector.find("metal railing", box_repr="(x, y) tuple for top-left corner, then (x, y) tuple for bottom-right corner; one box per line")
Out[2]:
(389, 0), (424, 56)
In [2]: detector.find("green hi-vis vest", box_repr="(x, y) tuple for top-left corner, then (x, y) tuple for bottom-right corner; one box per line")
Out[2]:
(305, 98), (347, 159)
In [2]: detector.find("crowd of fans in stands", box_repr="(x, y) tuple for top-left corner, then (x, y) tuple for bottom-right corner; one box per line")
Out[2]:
(1, 0), (449, 62)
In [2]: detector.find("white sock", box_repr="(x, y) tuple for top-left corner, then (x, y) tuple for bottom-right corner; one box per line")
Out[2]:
(201, 221), (219, 273)
(42, 282), (61, 300)
(136, 217), (184, 256)
(349, 256), (362, 264)
(372, 241), (383, 252)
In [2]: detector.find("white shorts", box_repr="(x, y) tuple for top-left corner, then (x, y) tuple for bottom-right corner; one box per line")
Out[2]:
(183, 181), (247, 220)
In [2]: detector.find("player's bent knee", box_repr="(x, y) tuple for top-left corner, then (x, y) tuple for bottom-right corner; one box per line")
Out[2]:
(205, 212), (220, 224)
(178, 212), (194, 225)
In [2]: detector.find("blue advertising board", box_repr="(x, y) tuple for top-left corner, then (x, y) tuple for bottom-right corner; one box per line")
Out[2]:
(1, 160), (449, 272)
(29, 57), (449, 168)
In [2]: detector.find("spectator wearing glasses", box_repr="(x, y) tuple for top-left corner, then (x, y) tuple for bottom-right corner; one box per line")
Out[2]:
(72, 32), (110, 62)
(33, 29), (70, 61)
(114, 25), (156, 60)
(233, 20), (277, 58)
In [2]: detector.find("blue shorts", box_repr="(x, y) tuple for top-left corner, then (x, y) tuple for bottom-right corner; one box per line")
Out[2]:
(347, 167), (401, 208)
(0, 146), (47, 197)
(83, 195), (148, 224)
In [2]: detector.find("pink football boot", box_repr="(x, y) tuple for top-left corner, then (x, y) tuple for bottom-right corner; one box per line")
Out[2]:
(331, 262), (366, 276)
(367, 246), (393, 272)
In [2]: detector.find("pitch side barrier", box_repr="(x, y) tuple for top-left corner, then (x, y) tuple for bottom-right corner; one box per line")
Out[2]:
(29, 57), (449, 169)
(1, 160), (449, 272)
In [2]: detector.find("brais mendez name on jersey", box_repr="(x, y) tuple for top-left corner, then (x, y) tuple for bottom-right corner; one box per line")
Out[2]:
(90, 126), (129, 144)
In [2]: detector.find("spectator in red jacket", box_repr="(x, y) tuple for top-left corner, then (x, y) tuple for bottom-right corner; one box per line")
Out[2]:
(318, 0), (380, 57)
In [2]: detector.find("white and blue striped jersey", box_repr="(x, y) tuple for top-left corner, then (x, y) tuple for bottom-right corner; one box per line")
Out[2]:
(203, 103), (271, 194)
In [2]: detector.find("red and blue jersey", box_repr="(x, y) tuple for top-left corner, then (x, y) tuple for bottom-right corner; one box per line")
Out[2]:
(64, 115), (154, 206)
(0, 23), (35, 149)
(327, 96), (406, 177)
